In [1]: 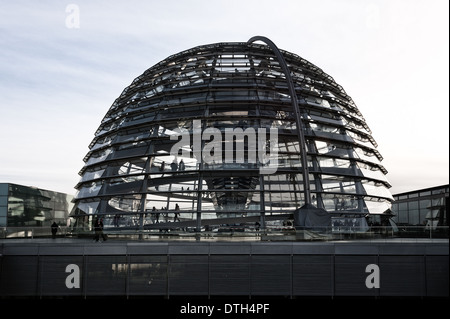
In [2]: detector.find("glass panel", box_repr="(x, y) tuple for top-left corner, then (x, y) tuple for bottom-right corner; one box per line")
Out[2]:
(396, 209), (408, 224)
(358, 164), (388, 183)
(0, 195), (7, 206)
(85, 148), (113, 166)
(108, 195), (142, 213)
(365, 200), (390, 214)
(80, 169), (106, 183)
(75, 201), (100, 215)
(420, 199), (431, 208)
(432, 188), (445, 195)
(318, 157), (351, 168)
(409, 201), (419, 210)
(354, 147), (382, 165)
(0, 215), (6, 227)
(0, 183), (8, 195)
(75, 183), (102, 199)
(409, 208), (420, 225)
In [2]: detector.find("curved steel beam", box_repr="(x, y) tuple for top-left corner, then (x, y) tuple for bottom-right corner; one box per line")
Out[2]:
(247, 36), (311, 205)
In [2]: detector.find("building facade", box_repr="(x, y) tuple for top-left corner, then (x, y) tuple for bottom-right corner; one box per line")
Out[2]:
(0, 183), (73, 228)
(392, 184), (449, 227)
(71, 37), (394, 232)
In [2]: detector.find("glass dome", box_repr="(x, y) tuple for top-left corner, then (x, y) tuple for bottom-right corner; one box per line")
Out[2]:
(71, 36), (394, 233)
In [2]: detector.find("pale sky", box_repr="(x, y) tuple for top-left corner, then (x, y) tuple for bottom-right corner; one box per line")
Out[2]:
(0, 0), (448, 195)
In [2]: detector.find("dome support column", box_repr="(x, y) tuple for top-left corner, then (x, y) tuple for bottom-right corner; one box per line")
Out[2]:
(247, 36), (311, 205)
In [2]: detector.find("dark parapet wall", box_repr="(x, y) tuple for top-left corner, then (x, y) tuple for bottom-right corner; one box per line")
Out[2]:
(0, 239), (448, 298)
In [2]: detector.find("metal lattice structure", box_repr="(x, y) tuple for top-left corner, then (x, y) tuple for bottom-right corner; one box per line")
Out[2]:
(71, 37), (394, 233)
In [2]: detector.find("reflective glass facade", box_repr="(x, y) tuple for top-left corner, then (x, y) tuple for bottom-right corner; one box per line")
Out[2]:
(72, 38), (393, 231)
(392, 184), (449, 227)
(0, 183), (74, 227)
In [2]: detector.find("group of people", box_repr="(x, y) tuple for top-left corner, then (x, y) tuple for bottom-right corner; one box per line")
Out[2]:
(160, 158), (186, 173)
(151, 204), (181, 223)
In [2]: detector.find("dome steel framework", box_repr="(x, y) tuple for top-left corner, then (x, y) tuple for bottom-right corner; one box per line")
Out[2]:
(71, 36), (394, 233)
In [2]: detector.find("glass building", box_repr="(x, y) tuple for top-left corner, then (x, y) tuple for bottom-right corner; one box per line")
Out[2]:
(392, 184), (449, 227)
(0, 183), (74, 227)
(71, 36), (394, 232)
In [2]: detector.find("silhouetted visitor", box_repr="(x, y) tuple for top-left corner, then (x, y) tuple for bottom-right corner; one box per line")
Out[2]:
(174, 204), (180, 222)
(160, 161), (166, 177)
(171, 159), (178, 171)
(113, 214), (120, 227)
(178, 159), (185, 171)
(94, 217), (107, 242)
(152, 206), (160, 223)
(99, 218), (107, 241)
(93, 218), (101, 241)
(51, 221), (58, 239)
(255, 221), (260, 234)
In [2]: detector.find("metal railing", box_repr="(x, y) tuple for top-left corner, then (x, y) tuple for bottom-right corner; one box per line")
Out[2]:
(1, 225), (448, 241)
